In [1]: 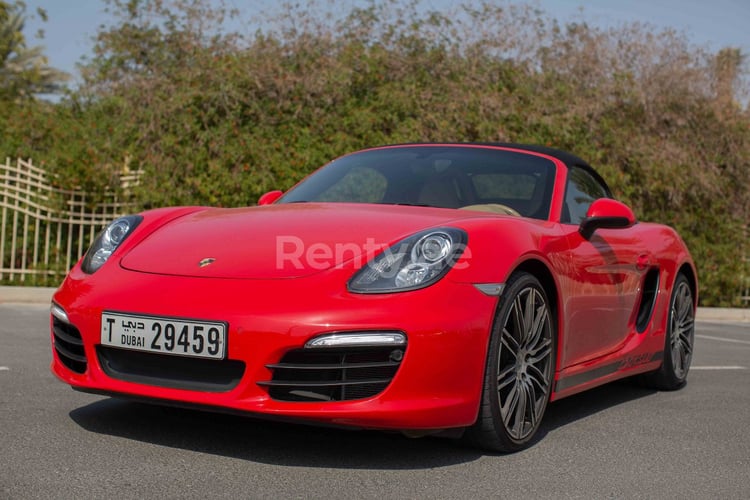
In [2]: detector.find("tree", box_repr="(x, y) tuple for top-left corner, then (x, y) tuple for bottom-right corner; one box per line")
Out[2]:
(713, 47), (745, 114)
(0, 0), (68, 101)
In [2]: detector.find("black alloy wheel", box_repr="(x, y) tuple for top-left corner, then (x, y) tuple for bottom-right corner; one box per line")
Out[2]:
(641, 273), (695, 390)
(464, 272), (556, 452)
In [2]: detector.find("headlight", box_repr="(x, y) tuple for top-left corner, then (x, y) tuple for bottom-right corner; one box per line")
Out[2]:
(81, 215), (142, 273)
(348, 228), (467, 293)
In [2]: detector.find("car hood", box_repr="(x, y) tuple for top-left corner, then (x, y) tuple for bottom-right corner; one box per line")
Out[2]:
(120, 203), (484, 279)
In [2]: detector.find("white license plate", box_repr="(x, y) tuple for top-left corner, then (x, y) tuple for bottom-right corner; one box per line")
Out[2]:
(100, 312), (227, 360)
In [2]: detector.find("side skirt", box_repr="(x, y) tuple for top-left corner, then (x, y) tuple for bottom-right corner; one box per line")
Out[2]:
(551, 350), (663, 398)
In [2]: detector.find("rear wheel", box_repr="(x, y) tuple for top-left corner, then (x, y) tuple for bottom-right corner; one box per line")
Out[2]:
(464, 272), (556, 452)
(641, 273), (695, 390)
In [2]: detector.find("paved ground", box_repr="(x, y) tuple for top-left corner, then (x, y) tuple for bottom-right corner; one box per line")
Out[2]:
(1, 304), (749, 499)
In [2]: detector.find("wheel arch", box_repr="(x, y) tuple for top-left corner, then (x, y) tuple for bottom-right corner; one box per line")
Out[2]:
(677, 262), (698, 307)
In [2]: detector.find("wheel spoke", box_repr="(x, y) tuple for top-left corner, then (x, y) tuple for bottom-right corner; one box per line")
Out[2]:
(525, 382), (538, 428)
(679, 287), (692, 318)
(511, 296), (525, 344)
(525, 302), (547, 350)
(672, 329), (683, 350)
(528, 337), (551, 360)
(522, 291), (535, 344)
(501, 382), (520, 427)
(672, 337), (685, 372)
(497, 365), (516, 390)
(512, 383), (528, 437)
(528, 347), (552, 366)
(679, 331), (693, 355)
(676, 285), (692, 321)
(501, 327), (520, 354)
(527, 364), (549, 392)
(671, 345), (682, 374)
(678, 342), (689, 373)
(677, 317), (694, 333)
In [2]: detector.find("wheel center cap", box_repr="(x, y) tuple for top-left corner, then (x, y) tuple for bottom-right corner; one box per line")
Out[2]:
(517, 350), (529, 376)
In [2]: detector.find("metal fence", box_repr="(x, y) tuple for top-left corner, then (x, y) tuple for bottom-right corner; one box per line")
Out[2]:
(0, 158), (140, 286)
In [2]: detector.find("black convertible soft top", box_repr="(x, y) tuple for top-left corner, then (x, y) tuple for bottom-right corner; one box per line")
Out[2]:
(475, 143), (592, 170)
(385, 142), (593, 170)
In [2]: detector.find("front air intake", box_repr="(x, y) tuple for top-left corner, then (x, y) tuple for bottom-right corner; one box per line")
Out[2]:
(52, 316), (87, 374)
(259, 346), (405, 402)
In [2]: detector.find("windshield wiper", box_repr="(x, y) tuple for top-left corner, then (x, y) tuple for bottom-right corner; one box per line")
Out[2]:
(390, 202), (433, 207)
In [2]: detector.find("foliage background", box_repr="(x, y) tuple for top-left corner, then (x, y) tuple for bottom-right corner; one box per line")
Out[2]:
(1, 0), (749, 305)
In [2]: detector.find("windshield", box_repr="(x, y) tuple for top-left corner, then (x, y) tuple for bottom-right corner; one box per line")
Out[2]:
(279, 146), (557, 220)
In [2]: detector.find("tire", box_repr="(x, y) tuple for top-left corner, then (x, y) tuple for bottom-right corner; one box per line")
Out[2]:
(640, 273), (695, 390)
(464, 272), (556, 452)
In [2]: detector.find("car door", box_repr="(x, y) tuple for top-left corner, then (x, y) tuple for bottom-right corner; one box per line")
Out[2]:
(557, 166), (647, 368)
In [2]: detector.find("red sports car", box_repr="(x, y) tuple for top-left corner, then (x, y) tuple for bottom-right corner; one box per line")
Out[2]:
(51, 143), (697, 451)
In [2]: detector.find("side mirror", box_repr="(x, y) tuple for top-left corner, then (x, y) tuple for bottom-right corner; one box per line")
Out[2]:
(579, 198), (636, 239)
(257, 190), (283, 206)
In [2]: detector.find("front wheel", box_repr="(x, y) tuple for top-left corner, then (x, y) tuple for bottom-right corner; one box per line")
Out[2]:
(464, 272), (556, 452)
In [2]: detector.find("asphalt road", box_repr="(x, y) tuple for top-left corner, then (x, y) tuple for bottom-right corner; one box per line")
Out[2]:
(1, 304), (748, 499)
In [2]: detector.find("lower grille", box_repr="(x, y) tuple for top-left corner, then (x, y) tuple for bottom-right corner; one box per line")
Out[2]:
(97, 346), (245, 392)
(259, 346), (405, 402)
(53, 317), (87, 374)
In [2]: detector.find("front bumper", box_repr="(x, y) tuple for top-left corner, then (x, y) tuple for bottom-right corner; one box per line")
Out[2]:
(50, 265), (498, 430)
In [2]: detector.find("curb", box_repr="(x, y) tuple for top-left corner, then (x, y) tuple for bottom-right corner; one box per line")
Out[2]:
(0, 286), (57, 305)
(1, 286), (749, 322)
(695, 307), (750, 323)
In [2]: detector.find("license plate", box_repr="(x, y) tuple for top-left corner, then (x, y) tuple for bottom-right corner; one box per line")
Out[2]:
(101, 311), (227, 360)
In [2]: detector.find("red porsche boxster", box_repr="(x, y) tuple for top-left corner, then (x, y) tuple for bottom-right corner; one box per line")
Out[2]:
(51, 143), (697, 451)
